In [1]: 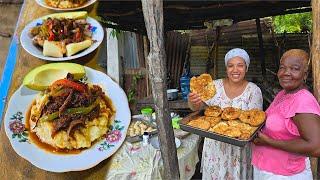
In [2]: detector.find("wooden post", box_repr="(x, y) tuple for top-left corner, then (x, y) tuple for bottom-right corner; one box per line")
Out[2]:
(312, 0), (320, 102)
(213, 27), (221, 78)
(256, 18), (266, 80)
(143, 36), (151, 96)
(312, 0), (320, 178)
(141, 0), (180, 179)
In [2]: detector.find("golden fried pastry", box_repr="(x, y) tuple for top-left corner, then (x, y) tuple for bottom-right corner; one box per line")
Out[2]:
(205, 116), (221, 127)
(239, 111), (251, 123)
(239, 109), (265, 126)
(204, 106), (222, 117)
(221, 107), (241, 120)
(209, 122), (229, 134)
(231, 120), (257, 132)
(187, 116), (211, 130)
(227, 120), (242, 127)
(190, 74), (216, 101)
(194, 116), (206, 121)
(224, 127), (242, 138)
(239, 131), (251, 140)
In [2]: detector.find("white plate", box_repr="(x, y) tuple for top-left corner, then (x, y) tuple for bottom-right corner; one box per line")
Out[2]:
(150, 136), (181, 149)
(20, 16), (104, 61)
(4, 67), (131, 172)
(35, 0), (97, 11)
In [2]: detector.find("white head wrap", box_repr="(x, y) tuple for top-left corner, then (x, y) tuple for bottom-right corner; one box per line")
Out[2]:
(224, 48), (250, 71)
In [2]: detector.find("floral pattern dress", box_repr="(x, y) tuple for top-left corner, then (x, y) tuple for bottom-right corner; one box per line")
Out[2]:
(202, 79), (263, 180)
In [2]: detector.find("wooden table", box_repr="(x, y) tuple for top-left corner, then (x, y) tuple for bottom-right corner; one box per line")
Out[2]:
(0, 1), (113, 179)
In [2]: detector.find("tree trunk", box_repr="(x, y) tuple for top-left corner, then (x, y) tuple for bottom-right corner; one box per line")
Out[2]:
(141, 0), (180, 179)
(213, 27), (220, 79)
(312, 0), (320, 102)
(312, 0), (320, 178)
(256, 18), (266, 80)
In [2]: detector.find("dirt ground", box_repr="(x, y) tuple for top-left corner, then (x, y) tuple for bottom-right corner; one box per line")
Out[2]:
(0, 3), (22, 78)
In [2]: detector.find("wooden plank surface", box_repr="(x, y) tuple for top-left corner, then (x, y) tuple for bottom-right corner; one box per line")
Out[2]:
(0, 1), (111, 179)
(0, 3), (21, 76)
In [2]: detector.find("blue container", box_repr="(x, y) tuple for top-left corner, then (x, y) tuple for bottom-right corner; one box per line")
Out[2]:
(180, 75), (190, 101)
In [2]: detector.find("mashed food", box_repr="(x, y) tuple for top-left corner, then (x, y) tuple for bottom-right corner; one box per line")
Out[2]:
(45, 0), (88, 9)
(29, 74), (115, 150)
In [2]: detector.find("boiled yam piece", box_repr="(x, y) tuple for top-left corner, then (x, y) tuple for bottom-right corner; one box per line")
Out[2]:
(43, 40), (66, 58)
(66, 39), (92, 57)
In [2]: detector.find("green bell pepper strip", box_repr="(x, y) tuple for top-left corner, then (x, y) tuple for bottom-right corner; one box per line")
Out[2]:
(39, 98), (100, 122)
(39, 111), (59, 122)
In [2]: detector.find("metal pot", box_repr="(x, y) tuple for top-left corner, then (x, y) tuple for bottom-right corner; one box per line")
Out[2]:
(167, 89), (178, 101)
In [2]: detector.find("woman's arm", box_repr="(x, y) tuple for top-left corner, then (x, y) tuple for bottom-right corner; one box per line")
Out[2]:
(254, 113), (320, 157)
(248, 85), (263, 110)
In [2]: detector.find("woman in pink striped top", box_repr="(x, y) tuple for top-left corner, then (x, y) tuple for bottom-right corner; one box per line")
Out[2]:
(252, 49), (320, 179)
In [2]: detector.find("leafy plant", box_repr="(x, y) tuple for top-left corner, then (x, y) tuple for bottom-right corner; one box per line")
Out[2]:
(94, 15), (123, 39)
(127, 74), (144, 104)
(273, 12), (312, 33)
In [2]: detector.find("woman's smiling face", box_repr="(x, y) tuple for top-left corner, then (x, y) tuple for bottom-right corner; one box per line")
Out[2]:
(226, 56), (247, 83)
(277, 56), (307, 91)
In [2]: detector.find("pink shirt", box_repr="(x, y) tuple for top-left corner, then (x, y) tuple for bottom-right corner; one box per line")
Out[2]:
(252, 89), (320, 176)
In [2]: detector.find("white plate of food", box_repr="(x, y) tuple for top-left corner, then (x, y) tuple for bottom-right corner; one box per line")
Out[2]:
(4, 66), (131, 172)
(20, 11), (104, 61)
(35, 0), (97, 11)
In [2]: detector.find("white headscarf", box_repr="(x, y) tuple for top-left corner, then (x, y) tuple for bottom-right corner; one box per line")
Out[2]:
(224, 48), (250, 71)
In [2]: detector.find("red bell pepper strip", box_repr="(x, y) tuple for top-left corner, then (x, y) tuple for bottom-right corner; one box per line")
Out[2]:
(48, 31), (55, 41)
(52, 79), (86, 92)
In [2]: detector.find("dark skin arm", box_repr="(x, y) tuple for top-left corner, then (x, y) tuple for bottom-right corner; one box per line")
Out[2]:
(254, 113), (320, 157)
(188, 92), (207, 111)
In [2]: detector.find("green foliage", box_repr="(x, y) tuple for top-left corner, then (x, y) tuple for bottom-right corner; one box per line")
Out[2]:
(273, 12), (312, 33)
(109, 29), (122, 39)
(94, 15), (123, 39)
(127, 74), (144, 104)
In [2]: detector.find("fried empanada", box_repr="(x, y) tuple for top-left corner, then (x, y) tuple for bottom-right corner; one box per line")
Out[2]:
(190, 74), (216, 101)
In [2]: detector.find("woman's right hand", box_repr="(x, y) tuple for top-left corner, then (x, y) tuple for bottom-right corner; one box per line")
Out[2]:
(188, 92), (204, 111)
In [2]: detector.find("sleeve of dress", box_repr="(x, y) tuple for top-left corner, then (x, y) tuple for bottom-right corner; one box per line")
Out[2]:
(284, 90), (320, 136)
(285, 90), (320, 118)
(247, 84), (263, 110)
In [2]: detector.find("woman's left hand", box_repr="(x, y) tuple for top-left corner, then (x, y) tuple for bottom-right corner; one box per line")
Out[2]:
(253, 132), (272, 146)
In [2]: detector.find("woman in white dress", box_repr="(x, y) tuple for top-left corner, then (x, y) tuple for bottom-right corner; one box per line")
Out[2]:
(188, 48), (263, 180)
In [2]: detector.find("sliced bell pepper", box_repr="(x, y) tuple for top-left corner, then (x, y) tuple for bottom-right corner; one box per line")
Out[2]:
(66, 98), (100, 115)
(39, 112), (59, 122)
(48, 31), (55, 41)
(52, 79), (86, 92)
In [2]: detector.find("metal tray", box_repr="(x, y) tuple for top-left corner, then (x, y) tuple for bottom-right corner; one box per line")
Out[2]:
(126, 119), (158, 143)
(179, 110), (265, 147)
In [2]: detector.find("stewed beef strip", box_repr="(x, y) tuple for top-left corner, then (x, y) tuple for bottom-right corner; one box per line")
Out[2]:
(51, 113), (81, 137)
(52, 106), (100, 137)
(58, 89), (74, 116)
(66, 119), (85, 137)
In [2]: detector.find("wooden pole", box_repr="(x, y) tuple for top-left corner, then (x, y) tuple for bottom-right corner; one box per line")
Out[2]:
(213, 26), (220, 79)
(256, 18), (266, 80)
(143, 36), (151, 96)
(141, 0), (180, 179)
(312, 0), (320, 102)
(312, 0), (320, 178)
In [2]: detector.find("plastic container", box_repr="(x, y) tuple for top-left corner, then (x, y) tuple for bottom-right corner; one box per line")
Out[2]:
(142, 132), (150, 146)
(141, 107), (153, 122)
(167, 89), (178, 101)
(180, 74), (190, 101)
